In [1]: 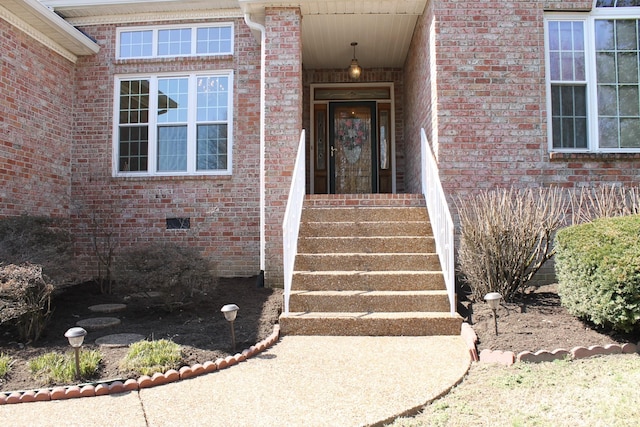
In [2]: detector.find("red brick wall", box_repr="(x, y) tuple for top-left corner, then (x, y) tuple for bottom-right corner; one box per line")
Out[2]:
(0, 19), (74, 218)
(302, 69), (406, 193)
(70, 18), (262, 278)
(403, 0), (640, 285)
(404, 0), (640, 199)
(263, 7), (303, 286)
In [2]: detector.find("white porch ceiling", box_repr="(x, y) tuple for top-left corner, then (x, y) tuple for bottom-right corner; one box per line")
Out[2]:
(39, 0), (427, 69)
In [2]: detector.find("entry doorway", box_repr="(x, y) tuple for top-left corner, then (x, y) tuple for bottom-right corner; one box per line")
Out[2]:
(310, 84), (394, 194)
(329, 102), (377, 194)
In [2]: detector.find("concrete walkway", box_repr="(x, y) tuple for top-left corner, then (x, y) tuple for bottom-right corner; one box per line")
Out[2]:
(0, 335), (470, 427)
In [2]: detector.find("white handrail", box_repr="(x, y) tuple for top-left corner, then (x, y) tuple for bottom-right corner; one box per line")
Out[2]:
(282, 130), (306, 314)
(421, 128), (456, 314)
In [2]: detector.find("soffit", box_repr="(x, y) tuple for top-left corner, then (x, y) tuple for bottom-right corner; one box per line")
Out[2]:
(40, 0), (427, 69)
(2, 0), (99, 56)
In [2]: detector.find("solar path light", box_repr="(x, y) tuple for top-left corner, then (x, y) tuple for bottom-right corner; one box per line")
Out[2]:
(64, 327), (87, 379)
(484, 292), (502, 336)
(221, 304), (239, 352)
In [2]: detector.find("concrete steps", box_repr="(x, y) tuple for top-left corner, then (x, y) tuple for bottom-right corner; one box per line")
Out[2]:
(279, 194), (462, 336)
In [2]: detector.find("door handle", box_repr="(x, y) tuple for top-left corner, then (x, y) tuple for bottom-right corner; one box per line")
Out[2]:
(330, 146), (337, 157)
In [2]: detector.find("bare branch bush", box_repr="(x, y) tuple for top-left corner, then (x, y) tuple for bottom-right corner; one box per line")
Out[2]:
(0, 264), (54, 342)
(569, 185), (640, 224)
(0, 216), (78, 286)
(114, 243), (218, 312)
(456, 187), (568, 302)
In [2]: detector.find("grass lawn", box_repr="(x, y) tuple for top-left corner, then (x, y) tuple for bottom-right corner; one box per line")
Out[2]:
(389, 354), (640, 427)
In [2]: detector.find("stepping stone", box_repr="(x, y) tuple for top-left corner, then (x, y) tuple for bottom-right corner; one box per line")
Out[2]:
(76, 317), (121, 331)
(95, 333), (145, 348)
(88, 303), (127, 314)
(128, 291), (162, 299)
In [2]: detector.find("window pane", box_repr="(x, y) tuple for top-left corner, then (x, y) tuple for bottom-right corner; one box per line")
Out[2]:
(197, 125), (228, 170)
(158, 126), (187, 171)
(620, 85), (640, 116)
(595, 20), (615, 50)
(620, 118), (640, 147)
(596, 52), (617, 83)
(119, 126), (148, 172)
(197, 76), (229, 122)
(158, 28), (192, 56)
(599, 117), (619, 147)
(547, 21), (584, 82)
(618, 52), (639, 83)
(617, 20), (638, 50)
(158, 78), (188, 123)
(196, 26), (232, 54)
(120, 80), (150, 124)
(119, 30), (152, 58)
(551, 85), (588, 149)
(598, 85), (619, 116)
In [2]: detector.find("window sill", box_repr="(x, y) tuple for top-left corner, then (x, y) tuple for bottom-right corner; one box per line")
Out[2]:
(112, 174), (232, 182)
(549, 152), (640, 161)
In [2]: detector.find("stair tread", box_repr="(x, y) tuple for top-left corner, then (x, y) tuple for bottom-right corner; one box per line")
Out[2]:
(296, 252), (438, 256)
(282, 311), (461, 319)
(290, 290), (447, 296)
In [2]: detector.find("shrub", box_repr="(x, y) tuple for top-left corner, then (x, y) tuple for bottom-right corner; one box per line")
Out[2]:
(457, 187), (567, 302)
(114, 243), (217, 311)
(119, 339), (183, 376)
(555, 215), (640, 333)
(28, 349), (102, 385)
(0, 264), (54, 342)
(0, 216), (78, 286)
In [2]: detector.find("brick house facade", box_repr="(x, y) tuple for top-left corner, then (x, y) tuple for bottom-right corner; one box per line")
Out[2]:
(2, 0), (640, 287)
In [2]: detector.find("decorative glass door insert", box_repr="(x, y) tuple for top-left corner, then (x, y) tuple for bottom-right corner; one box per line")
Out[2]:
(330, 103), (377, 194)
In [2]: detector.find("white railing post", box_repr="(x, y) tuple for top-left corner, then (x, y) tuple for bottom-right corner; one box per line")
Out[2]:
(420, 129), (456, 315)
(282, 130), (306, 314)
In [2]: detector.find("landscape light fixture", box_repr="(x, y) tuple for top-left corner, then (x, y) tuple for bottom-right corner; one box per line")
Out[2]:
(64, 327), (87, 379)
(484, 292), (502, 336)
(348, 42), (362, 80)
(221, 304), (239, 352)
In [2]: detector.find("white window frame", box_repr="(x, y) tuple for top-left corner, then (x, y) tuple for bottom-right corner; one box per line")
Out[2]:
(116, 23), (234, 59)
(545, 6), (640, 153)
(112, 71), (234, 177)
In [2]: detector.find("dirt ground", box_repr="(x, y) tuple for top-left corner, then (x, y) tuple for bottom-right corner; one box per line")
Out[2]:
(0, 276), (282, 393)
(1, 280), (638, 394)
(467, 283), (640, 353)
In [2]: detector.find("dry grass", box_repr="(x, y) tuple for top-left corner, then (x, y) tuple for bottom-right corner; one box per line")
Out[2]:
(389, 354), (640, 427)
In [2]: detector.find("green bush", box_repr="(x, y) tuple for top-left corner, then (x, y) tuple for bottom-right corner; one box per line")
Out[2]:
(555, 215), (640, 333)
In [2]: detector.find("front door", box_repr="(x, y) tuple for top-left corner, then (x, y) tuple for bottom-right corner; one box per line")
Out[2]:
(329, 102), (377, 194)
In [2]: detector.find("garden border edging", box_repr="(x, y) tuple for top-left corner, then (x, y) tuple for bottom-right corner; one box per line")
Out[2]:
(461, 322), (639, 366)
(0, 325), (280, 405)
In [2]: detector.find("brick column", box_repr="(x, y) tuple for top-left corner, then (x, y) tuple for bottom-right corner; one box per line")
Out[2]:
(263, 8), (303, 287)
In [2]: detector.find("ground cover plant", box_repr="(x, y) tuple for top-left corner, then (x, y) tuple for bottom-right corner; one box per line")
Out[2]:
(119, 339), (183, 376)
(28, 349), (102, 385)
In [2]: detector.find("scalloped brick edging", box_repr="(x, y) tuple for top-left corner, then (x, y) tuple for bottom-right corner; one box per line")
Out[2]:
(0, 325), (280, 405)
(460, 322), (640, 366)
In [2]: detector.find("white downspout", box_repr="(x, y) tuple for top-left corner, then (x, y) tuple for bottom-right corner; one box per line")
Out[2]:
(244, 13), (266, 284)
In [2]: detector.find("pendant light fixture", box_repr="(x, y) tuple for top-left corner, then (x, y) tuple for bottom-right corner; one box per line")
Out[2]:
(348, 42), (362, 80)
